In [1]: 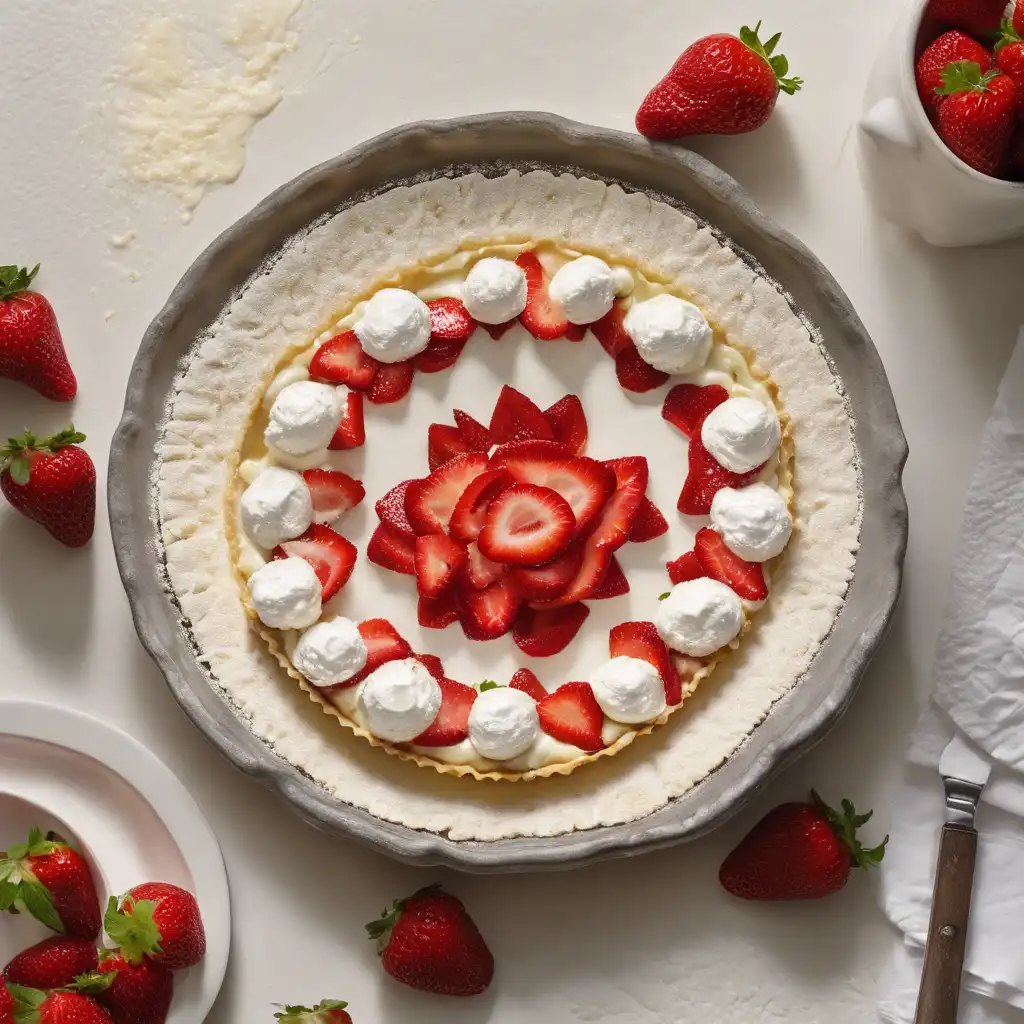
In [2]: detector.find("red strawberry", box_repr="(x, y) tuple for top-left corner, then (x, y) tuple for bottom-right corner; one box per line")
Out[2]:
(936, 62), (1016, 175)
(375, 480), (418, 540)
(414, 653), (446, 680)
(104, 883), (206, 971)
(452, 410), (493, 451)
(636, 22), (802, 139)
(303, 469), (364, 524)
(488, 385), (554, 444)
(1017, 0), (1024, 35)
(427, 424), (472, 471)
(273, 524), (357, 601)
(328, 392), (365, 450)
(413, 679), (478, 746)
(0, 980), (12, 1018)
(589, 456), (648, 551)
(405, 453), (488, 535)
(509, 667), (547, 701)
(679, 434), (763, 516)
(615, 341), (670, 394)
(414, 534), (468, 599)
(478, 484), (576, 566)
(662, 383), (730, 437)
(591, 301), (631, 358)
(482, 321), (515, 341)
(0, 828), (101, 939)
(719, 792), (888, 900)
(510, 542), (584, 601)
(367, 522), (416, 576)
(366, 885), (493, 997)
(0, 428), (95, 548)
(542, 395), (588, 455)
(367, 360), (414, 404)
(589, 557), (629, 600)
(418, 591), (460, 629)
(924, 0), (1008, 36)
(0, 265), (77, 401)
(6, 987), (112, 1023)
(609, 621), (683, 705)
(309, 331), (379, 390)
(458, 577), (520, 640)
(564, 323), (587, 342)
(667, 550), (706, 585)
(916, 30), (994, 115)
(996, 20), (1024, 116)
(95, 953), (174, 1024)
(3, 938), (98, 990)
(426, 298), (475, 342)
(448, 469), (515, 543)
(338, 619), (413, 689)
(629, 497), (669, 543)
(530, 538), (611, 608)
(537, 682), (605, 750)
(463, 542), (507, 590)
(273, 1000), (352, 1023)
(513, 603), (590, 657)
(695, 527), (768, 600)
(415, 338), (466, 375)
(515, 253), (569, 340)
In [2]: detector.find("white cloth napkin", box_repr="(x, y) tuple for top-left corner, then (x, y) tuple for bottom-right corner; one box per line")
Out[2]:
(878, 331), (1024, 1024)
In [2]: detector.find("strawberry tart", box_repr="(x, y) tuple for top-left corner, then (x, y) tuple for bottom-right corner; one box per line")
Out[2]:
(156, 169), (860, 837)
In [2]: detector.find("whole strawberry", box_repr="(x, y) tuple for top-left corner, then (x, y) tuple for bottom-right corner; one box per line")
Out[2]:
(936, 61), (1017, 175)
(720, 791), (888, 900)
(93, 954), (174, 1024)
(366, 885), (494, 997)
(636, 22), (802, 140)
(104, 884), (206, 971)
(0, 828), (101, 939)
(924, 0), (1008, 36)
(0, 265), (76, 401)
(0, 427), (95, 547)
(273, 1000), (352, 1023)
(915, 30), (994, 114)
(5, 985), (112, 1023)
(995, 19), (1024, 116)
(3, 937), (98, 990)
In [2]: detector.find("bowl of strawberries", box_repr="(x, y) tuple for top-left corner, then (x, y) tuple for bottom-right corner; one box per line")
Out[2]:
(858, 0), (1024, 246)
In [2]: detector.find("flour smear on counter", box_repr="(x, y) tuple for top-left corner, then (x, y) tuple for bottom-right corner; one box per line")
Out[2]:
(108, 0), (304, 220)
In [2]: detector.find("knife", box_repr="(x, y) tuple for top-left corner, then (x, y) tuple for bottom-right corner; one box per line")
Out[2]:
(913, 733), (993, 1024)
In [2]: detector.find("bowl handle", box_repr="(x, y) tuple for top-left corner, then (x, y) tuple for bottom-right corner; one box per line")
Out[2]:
(859, 97), (920, 152)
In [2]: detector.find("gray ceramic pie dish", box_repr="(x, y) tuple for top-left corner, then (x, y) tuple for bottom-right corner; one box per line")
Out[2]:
(108, 112), (909, 872)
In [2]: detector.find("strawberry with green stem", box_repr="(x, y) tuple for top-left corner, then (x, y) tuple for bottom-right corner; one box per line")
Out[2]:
(5, 982), (113, 1023)
(104, 883), (206, 971)
(273, 1001), (352, 1023)
(935, 61), (1016, 175)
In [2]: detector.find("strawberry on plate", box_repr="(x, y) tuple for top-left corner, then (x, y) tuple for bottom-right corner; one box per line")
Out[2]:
(427, 424), (472, 471)
(513, 602), (590, 658)
(374, 479), (417, 537)
(413, 679), (478, 746)
(452, 409), (493, 451)
(667, 550), (706, 585)
(924, 0), (1008, 36)
(629, 497), (669, 543)
(589, 456), (648, 551)
(328, 392), (365, 450)
(5, 986), (112, 1023)
(481, 321), (516, 341)
(679, 433), (764, 516)
(303, 469), (365, 524)
(662, 383), (730, 437)
(337, 619), (412, 689)
(414, 299), (474, 373)
(309, 331), (379, 390)
(448, 469), (515, 543)
(609, 621), (683, 705)
(488, 385), (554, 444)
(418, 590), (460, 629)
(458, 576), (520, 641)
(477, 484), (576, 566)
(3, 937), (98, 990)
(414, 653), (446, 680)
(509, 667), (547, 701)
(415, 338), (466, 375)
(274, 524), (357, 601)
(615, 341), (670, 394)
(537, 682), (605, 750)
(274, 1000), (352, 1023)
(719, 791), (887, 900)
(915, 30), (994, 115)
(510, 542), (584, 601)
(530, 537), (610, 608)
(515, 252), (569, 340)
(405, 453), (489, 535)
(368, 360), (415, 405)
(936, 61), (1016, 175)
(591, 301), (632, 359)
(463, 542), (506, 590)
(589, 556), (629, 600)
(105, 883), (206, 970)
(695, 527), (768, 600)
(414, 534), (468, 599)
(543, 395), (588, 455)
(94, 952), (174, 1024)
(367, 522), (416, 575)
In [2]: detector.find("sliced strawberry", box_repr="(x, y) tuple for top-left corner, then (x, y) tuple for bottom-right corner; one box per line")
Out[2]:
(328, 391), (365, 450)
(515, 252), (569, 340)
(537, 682), (605, 751)
(694, 527), (768, 601)
(530, 537), (611, 608)
(662, 383), (730, 437)
(589, 556), (629, 600)
(335, 618), (413, 689)
(367, 522), (416, 575)
(543, 394), (588, 455)
(453, 409), (493, 451)
(590, 456), (648, 551)
(490, 441), (614, 535)
(405, 452), (489, 535)
(273, 524), (356, 601)
(415, 534), (468, 599)
(513, 602), (590, 658)
(303, 469), (365, 524)
(478, 484), (576, 566)
(482, 321), (516, 340)
(591, 300), (631, 358)
(309, 330), (380, 390)
(368, 360), (414, 404)
(629, 497), (669, 543)
(464, 541), (506, 590)
(616, 340), (670, 393)
(564, 323), (587, 342)
(509, 667), (548, 701)
(488, 385), (554, 444)
(412, 677), (477, 746)
(415, 653), (446, 679)
(414, 337), (466, 374)
(667, 550), (705, 585)
(449, 469), (515, 543)
(427, 297), (475, 342)
(428, 423), (471, 471)
(609, 621), (682, 706)
(375, 479), (417, 538)
(510, 542), (585, 601)
(418, 590), (460, 630)
(679, 436), (763, 516)
(458, 576), (520, 640)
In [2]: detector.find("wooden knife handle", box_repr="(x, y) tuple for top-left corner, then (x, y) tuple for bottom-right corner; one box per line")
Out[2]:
(914, 824), (979, 1024)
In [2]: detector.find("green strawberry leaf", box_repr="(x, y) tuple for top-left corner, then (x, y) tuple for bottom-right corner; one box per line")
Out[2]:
(7, 982), (46, 1008)
(812, 790), (889, 870)
(274, 1000), (348, 1021)
(104, 894), (163, 965)
(739, 21), (803, 94)
(0, 878), (20, 910)
(995, 17), (1023, 53)
(936, 60), (1001, 96)
(70, 971), (117, 995)
(0, 265), (40, 302)
(478, 680), (500, 692)
(20, 878), (64, 933)
(658, 592), (671, 601)
(9, 457), (30, 486)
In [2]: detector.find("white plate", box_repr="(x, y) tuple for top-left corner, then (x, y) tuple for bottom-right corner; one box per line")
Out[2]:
(0, 701), (230, 1022)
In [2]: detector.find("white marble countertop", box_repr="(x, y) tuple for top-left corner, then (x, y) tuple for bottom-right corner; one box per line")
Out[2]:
(4, 0), (1023, 1020)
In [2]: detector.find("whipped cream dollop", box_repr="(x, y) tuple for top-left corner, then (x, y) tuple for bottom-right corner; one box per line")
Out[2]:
(239, 467), (313, 549)
(589, 657), (667, 724)
(248, 557), (322, 630)
(461, 257), (528, 324)
(357, 658), (442, 742)
(467, 686), (540, 760)
(354, 288), (431, 363)
(700, 396), (781, 474)
(265, 381), (343, 457)
(548, 255), (617, 324)
(292, 617), (367, 687)
(656, 578), (744, 657)
(624, 294), (713, 375)
(711, 484), (793, 562)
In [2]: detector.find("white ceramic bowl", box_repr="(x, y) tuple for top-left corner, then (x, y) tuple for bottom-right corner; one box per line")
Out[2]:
(858, 0), (1024, 246)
